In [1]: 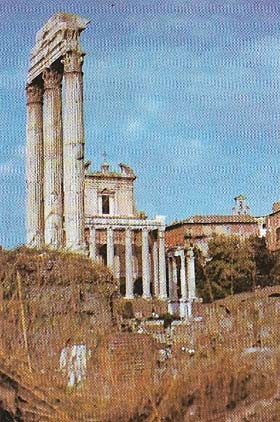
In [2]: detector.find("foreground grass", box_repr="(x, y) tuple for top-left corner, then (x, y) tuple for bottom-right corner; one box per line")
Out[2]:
(0, 247), (280, 420)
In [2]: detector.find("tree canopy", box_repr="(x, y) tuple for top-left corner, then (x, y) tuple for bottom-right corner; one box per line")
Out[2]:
(194, 235), (277, 302)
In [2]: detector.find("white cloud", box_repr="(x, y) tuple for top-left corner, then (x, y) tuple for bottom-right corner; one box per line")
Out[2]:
(0, 161), (14, 176)
(125, 118), (144, 134)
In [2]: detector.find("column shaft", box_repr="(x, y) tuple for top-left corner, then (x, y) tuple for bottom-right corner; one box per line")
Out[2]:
(158, 229), (167, 299)
(142, 229), (151, 298)
(125, 229), (134, 299)
(180, 251), (187, 301)
(187, 248), (196, 299)
(107, 227), (114, 270)
(152, 239), (159, 297)
(62, 50), (85, 251)
(169, 256), (178, 301)
(42, 68), (64, 248)
(26, 84), (44, 248)
(89, 227), (96, 260)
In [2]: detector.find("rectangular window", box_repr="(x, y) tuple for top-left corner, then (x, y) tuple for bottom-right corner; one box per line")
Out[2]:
(102, 195), (110, 214)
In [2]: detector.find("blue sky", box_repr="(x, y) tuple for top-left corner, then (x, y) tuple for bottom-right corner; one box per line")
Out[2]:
(1, 0), (280, 247)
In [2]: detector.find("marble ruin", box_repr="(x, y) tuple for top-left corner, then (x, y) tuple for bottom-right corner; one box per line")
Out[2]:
(25, 13), (198, 315)
(26, 13), (89, 252)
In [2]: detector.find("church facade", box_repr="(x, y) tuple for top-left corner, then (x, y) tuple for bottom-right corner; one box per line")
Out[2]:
(84, 161), (167, 300)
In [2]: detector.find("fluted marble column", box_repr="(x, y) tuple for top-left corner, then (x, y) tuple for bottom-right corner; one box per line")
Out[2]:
(26, 84), (44, 248)
(152, 239), (159, 297)
(168, 256), (178, 301)
(158, 229), (167, 299)
(187, 248), (196, 299)
(180, 251), (187, 301)
(107, 227), (114, 270)
(62, 50), (85, 251)
(142, 228), (151, 298)
(42, 68), (63, 248)
(89, 227), (96, 260)
(125, 228), (134, 299)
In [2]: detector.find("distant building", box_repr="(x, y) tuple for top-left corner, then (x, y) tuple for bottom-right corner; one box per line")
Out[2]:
(232, 194), (251, 215)
(166, 196), (266, 256)
(266, 202), (280, 253)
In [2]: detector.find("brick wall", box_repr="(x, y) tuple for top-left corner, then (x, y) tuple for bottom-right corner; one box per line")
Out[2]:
(266, 210), (280, 252)
(166, 221), (259, 252)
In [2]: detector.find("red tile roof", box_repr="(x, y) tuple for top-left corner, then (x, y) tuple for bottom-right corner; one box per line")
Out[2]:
(170, 214), (257, 227)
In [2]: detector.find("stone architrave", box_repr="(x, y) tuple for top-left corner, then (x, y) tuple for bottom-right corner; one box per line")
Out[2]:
(42, 68), (64, 248)
(187, 248), (196, 299)
(62, 49), (86, 251)
(26, 84), (44, 248)
(158, 228), (167, 299)
(125, 228), (134, 299)
(142, 228), (151, 298)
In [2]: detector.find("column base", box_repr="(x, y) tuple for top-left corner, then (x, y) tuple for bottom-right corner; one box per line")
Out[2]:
(124, 295), (134, 300)
(168, 300), (179, 316)
(179, 299), (193, 319)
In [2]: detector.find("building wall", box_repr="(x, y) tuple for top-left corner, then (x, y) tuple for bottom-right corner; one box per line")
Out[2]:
(266, 210), (280, 252)
(166, 221), (260, 255)
(165, 225), (185, 248)
(85, 175), (136, 217)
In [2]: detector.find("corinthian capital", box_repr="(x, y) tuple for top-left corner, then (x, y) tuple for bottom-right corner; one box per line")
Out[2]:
(42, 68), (62, 89)
(26, 84), (43, 104)
(62, 50), (84, 73)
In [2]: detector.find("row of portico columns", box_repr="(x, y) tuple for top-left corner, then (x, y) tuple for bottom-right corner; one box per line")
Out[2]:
(88, 226), (168, 300)
(26, 49), (86, 251)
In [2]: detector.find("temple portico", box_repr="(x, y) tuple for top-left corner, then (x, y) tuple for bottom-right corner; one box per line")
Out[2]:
(86, 215), (167, 300)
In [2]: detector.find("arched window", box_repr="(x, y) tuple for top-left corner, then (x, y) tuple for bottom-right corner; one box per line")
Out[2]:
(276, 227), (280, 242)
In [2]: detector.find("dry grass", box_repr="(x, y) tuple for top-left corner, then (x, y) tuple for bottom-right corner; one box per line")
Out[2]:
(0, 247), (280, 420)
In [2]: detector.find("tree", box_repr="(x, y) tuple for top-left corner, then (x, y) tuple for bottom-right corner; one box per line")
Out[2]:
(249, 236), (276, 287)
(205, 235), (256, 300)
(193, 246), (213, 303)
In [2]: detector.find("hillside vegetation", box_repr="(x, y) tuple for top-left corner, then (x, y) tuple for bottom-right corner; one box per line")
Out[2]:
(0, 247), (280, 421)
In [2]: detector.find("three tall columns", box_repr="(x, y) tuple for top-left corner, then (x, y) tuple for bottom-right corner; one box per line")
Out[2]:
(26, 50), (85, 251)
